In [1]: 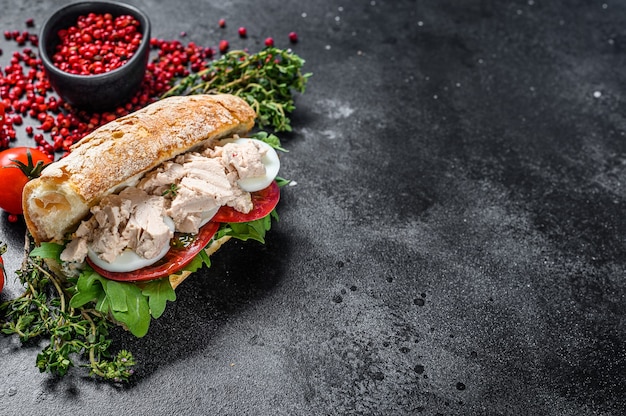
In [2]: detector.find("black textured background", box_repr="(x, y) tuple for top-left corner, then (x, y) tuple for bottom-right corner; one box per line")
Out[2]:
(1, 1), (625, 415)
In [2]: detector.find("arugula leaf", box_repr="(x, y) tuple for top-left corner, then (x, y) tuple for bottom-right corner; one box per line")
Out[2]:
(198, 249), (212, 268)
(142, 278), (176, 319)
(69, 271), (151, 338)
(30, 242), (64, 261)
(103, 280), (131, 313)
(180, 248), (212, 274)
(275, 176), (291, 187)
(110, 288), (151, 338)
(69, 269), (104, 308)
(251, 131), (288, 152)
(217, 210), (278, 243)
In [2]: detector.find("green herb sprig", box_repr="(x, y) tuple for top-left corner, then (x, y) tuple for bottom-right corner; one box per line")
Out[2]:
(0, 241), (137, 381)
(163, 47), (311, 132)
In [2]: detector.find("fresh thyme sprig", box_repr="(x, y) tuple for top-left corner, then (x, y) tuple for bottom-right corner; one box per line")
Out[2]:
(0, 237), (135, 382)
(162, 47), (311, 132)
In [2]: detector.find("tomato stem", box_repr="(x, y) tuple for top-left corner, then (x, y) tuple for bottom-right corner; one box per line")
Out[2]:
(6, 149), (49, 180)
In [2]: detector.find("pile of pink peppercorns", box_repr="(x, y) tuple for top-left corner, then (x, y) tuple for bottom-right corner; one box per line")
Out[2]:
(0, 16), (298, 160)
(52, 13), (144, 75)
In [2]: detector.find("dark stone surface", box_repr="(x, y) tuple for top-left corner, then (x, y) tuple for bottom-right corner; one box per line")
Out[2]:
(1, 0), (625, 415)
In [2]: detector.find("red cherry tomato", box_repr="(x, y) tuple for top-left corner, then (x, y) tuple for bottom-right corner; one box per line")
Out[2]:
(212, 181), (280, 223)
(89, 221), (220, 282)
(0, 147), (52, 215)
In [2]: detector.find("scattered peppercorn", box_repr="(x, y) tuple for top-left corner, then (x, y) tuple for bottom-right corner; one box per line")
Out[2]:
(238, 27), (247, 38)
(219, 40), (229, 53)
(218, 18), (226, 28)
(288, 32), (298, 43)
(264, 37), (274, 47)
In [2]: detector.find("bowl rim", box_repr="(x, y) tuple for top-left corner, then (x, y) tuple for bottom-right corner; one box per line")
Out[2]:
(39, 0), (151, 81)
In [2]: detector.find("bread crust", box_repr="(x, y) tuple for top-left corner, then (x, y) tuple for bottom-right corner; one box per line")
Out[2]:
(23, 94), (256, 243)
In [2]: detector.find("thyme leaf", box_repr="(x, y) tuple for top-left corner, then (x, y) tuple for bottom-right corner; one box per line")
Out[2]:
(162, 47), (311, 132)
(0, 237), (136, 382)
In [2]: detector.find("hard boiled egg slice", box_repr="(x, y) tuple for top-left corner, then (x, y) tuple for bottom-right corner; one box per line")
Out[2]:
(87, 216), (176, 273)
(199, 206), (220, 228)
(222, 138), (280, 193)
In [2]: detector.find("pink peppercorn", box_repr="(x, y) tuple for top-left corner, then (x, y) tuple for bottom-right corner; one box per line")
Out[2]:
(52, 13), (143, 76)
(219, 40), (229, 53)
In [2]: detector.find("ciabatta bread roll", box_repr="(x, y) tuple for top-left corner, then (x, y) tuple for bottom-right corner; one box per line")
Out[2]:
(23, 94), (256, 244)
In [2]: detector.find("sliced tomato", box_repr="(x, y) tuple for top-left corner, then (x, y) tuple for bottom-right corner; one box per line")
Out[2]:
(212, 180), (280, 223)
(89, 221), (220, 282)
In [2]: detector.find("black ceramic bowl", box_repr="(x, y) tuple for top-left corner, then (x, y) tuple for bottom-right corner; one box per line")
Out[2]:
(39, 1), (151, 111)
